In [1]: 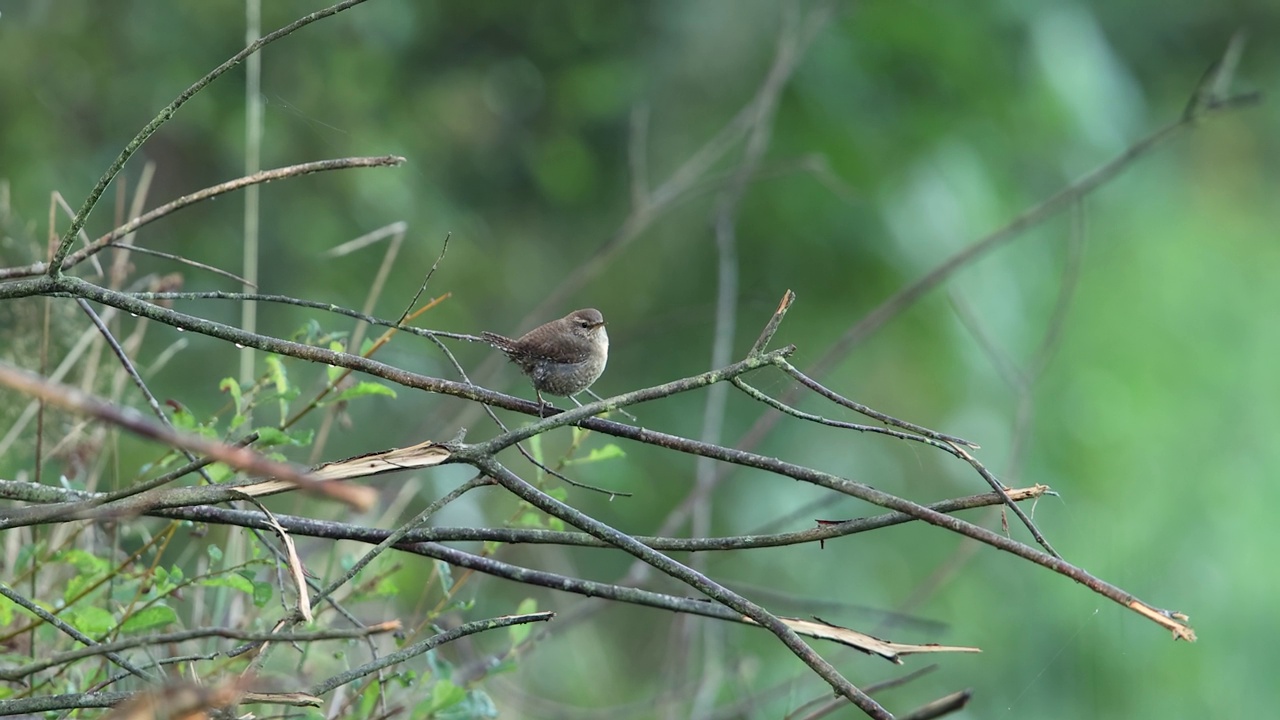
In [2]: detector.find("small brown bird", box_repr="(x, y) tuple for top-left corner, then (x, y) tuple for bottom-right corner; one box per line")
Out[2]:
(482, 308), (609, 410)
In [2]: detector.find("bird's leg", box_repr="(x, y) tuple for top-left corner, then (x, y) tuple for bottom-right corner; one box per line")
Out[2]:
(536, 389), (550, 418)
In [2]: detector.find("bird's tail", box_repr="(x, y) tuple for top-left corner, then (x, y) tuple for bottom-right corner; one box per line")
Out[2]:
(481, 331), (518, 355)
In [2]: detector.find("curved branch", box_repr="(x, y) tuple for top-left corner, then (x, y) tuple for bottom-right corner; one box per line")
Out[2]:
(45, 1), (375, 275)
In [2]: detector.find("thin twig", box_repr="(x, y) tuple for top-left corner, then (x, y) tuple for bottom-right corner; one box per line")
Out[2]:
(732, 377), (962, 454)
(0, 157), (403, 282)
(229, 475), (489, 663)
(104, 243), (256, 287)
(0, 584), (156, 683)
(470, 460), (889, 717)
(896, 690), (972, 720)
(425, 333), (630, 496)
(46, 0), (376, 276)
(0, 478), (1046, 552)
(307, 612), (554, 697)
(721, 89), (1262, 500)
(398, 232), (451, 324)
(0, 361), (374, 510)
(0, 622), (399, 681)
(0, 278), (1196, 639)
(119, 290), (477, 342)
(776, 359), (978, 448)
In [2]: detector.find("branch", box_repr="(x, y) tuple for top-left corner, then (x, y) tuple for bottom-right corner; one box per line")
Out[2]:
(0, 285), (1192, 640)
(467, 459), (890, 718)
(0, 362), (374, 510)
(307, 612), (554, 697)
(0, 622), (400, 682)
(0, 477), (1046, 550)
(724, 84), (1263, 498)
(45, 1), (376, 275)
(0, 584), (155, 683)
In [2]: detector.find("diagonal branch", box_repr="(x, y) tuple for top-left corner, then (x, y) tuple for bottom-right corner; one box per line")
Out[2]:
(465, 459), (891, 718)
(0, 362), (373, 510)
(46, 0), (375, 275)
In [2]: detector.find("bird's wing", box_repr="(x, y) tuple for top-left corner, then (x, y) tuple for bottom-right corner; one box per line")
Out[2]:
(519, 334), (595, 365)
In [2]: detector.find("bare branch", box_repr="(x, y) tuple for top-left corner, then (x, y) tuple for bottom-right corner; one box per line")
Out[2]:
(45, 0), (378, 275)
(0, 622), (399, 682)
(307, 612), (554, 697)
(0, 362), (374, 510)
(0, 156), (403, 281)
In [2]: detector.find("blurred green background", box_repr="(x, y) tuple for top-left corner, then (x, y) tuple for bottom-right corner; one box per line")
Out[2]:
(3, 1), (1279, 717)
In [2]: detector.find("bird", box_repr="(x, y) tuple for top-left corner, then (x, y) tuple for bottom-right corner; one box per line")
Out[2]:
(482, 308), (609, 412)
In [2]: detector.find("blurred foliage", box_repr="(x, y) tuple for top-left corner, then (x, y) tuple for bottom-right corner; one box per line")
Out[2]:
(3, 0), (1280, 717)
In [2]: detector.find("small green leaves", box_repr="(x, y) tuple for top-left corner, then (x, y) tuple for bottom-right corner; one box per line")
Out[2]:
(563, 443), (625, 466)
(66, 606), (115, 636)
(119, 604), (178, 633)
(220, 377), (247, 429)
(199, 573), (255, 596)
(509, 598), (539, 646)
(254, 426), (315, 448)
(324, 381), (396, 404)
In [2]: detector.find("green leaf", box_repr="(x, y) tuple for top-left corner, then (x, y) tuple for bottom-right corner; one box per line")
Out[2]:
(434, 560), (454, 595)
(60, 549), (109, 575)
(509, 598), (538, 646)
(527, 433), (543, 467)
(67, 606), (115, 637)
(327, 342), (347, 383)
(250, 427), (310, 450)
(291, 319), (323, 344)
(150, 566), (174, 595)
(63, 574), (94, 605)
(441, 689), (498, 718)
(486, 656), (519, 677)
(120, 604), (178, 633)
(358, 680), (381, 716)
(205, 463), (234, 483)
(220, 377), (244, 416)
(324, 381), (397, 404)
(428, 679), (467, 713)
(15, 541), (42, 568)
(252, 579), (274, 607)
(563, 443), (626, 466)
(199, 573), (255, 596)
(424, 648), (454, 680)
(265, 356), (290, 418)
(171, 405), (198, 431)
(207, 545), (223, 564)
(373, 577), (400, 597)
(514, 510), (544, 529)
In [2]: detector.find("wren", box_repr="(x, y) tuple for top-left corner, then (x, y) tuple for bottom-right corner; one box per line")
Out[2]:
(482, 308), (609, 411)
